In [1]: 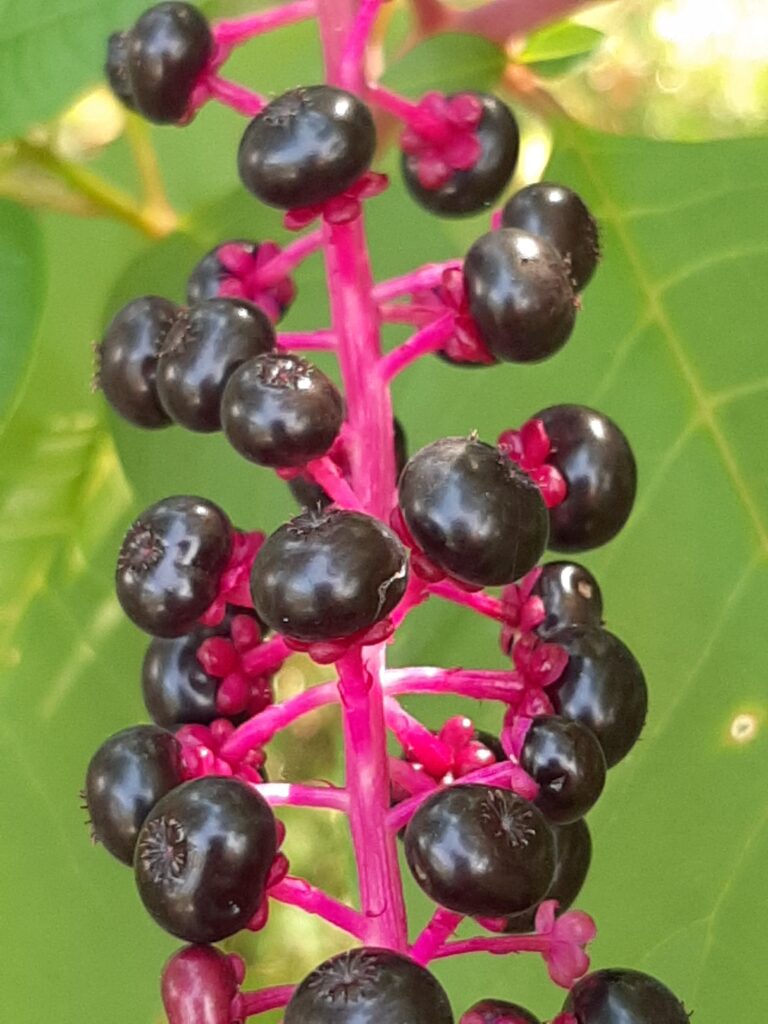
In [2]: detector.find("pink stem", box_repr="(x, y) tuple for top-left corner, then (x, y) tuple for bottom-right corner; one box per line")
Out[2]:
(277, 330), (337, 351)
(384, 696), (452, 776)
(372, 261), (461, 302)
(378, 315), (455, 381)
(257, 230), (325, 286)
(366, 84), (421, 122)
(337, 648), (408, 949)
(214, 0), (318, 47)
(410, 908), (464, 964)
(379, 302), (436, 325)
(237, 985), (295, 1018)
(384, 666), (525, 704)
(205, 76), (266, 116)
(255, 781), (349, 812)
(389, 756), (438, 796)
(270, 876), (368, 938)
(339, 0), (385, 91)
(221, 682), (339, 760)
(429, 580), (506, 620)
(388, 759), (538, 831)
(304, 456), (365, 510)
(431, 934), (550, 958)
(240, 635), (292, 677)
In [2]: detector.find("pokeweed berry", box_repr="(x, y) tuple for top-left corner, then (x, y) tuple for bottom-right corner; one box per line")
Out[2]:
(520, 715), (607, 824)
(120, 2), (213, 124)
(532, 561), (604, 635)
(156, 298), (276, 433)
(398, 436), (548, 586)
(401, 92), (520, 217)
(464, 229), (577, 363)
(187, 239), (259, 304)
(161, 945), (240, 1024)
(285, 948), (454, 1024)
(563, 968), (690, 1024)
(501, 183), (600, 292)
(548, 626), (648, 768)
(96, 295), (179, 429)
(534, 404), (637, 552)
(404, 784), (556, 916)
(461, 999), (540, 1024)
(238, 86), (376, 209)
(115, 495), (232, 637)
(221, 353), (344, 468)
(105, 32), (137, 111)
(502, 818), (592, 934)
(134, 775), (277, 942)
(250, 509), (408, 642)
(85, 725), (184, 865)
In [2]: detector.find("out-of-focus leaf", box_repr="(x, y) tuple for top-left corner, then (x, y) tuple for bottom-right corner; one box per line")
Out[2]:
(382, 33), (506, 96)
(519, 22), (605, 78)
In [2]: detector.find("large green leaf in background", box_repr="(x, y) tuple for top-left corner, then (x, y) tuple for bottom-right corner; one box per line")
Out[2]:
(1, 21), (768, 1018)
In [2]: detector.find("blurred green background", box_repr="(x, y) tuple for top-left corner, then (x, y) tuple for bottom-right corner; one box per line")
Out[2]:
(1, 1), (767, 1022)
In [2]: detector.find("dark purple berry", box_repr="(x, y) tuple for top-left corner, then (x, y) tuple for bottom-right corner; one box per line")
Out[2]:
(105, 31), (137, 111)
(162, 945), (239, 1024)
(404, 784), (555, 917)
(520, 715), (606, 824)
(402, 94), (519, 217)
(156, 299), (276, 433)
(461, 999), (540, 1024)
(126, 2), (212, 124)
(563, 968), (689, 1024)
(250, 509), (408, 642)
(116, 495), (232, 638)
(473, 729), (507, 763)
(221, 353), (344, 468)
(285, 948), (454, 1024)
(463, 229), (576, 363)
(398, 436), (548, 587)
(187, 240), (257, 304)
(535, 405), (637, 552)
(502, 818), (592, 933)
(85, 725), (184, 865)
(134, 775), (277, 942)
(501, 183), (600, 292)
(532, 561), (603, 636)
(96, 295), (179, 428)
(549, 626), (647, 768)
(238, 86), (376, 209)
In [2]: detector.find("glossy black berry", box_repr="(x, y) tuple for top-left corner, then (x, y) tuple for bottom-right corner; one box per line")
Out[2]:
(404, 784), (555, 917)
(502, 818), (592, 933)
(563, 968), (689, 1024)
(399, 436), (548, 587)
(535, 405), (637, 552)
(156, 299), (276, 433)
(520, 715), (606, 824)
(238, 85), (376, 209)
(461, 999), (540, 1024)
(96, 295), (179, 428)
(250, 509), (408, 642)
(285, 948), (454, 1024)
(501, 183), (600, 291)
(549, 626), (647, 768)
(105, 32), (137, 111)
(221, 353), (344, 468)
(134, 775), (277, 942)
(126, 2), (213, 124)
(532, 561), (603, 635)
(85, 725), (184, 865)
(473, 729), (507, 763)
(464, 229), (576, 363)
(116, 495), (232, 638)
(402, 94), (519, 217)
(162, 945), (239, 1024)
(188, 239), (255, 304)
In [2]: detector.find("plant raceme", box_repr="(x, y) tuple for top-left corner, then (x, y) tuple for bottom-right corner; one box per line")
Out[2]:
(85, 2), (691, 1022)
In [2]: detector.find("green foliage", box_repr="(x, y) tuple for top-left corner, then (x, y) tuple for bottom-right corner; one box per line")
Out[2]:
(1, 15), (767, 1024)
(382, 33), (507, 96)
(517, 21), (605, 78)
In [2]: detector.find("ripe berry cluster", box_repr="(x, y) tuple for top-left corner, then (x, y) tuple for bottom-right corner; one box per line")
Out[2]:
(85, 2), (690, 1023)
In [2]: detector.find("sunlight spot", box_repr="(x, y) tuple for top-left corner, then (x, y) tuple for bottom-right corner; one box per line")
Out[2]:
(729, 712), (759, 744)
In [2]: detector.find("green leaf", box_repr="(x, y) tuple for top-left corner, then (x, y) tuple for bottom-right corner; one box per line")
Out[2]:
(0, 1), (158, 140)
(382, 33), (507, 96)
(0, 200), (45, 428)
(519, 21), (605, 78)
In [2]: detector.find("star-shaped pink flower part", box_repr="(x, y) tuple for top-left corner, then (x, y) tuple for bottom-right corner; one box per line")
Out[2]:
(535, 899), (597, 988)
(498, 418), (567, 508)
(401, 92), (484, 189)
